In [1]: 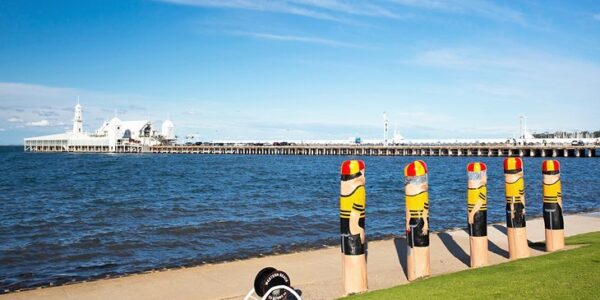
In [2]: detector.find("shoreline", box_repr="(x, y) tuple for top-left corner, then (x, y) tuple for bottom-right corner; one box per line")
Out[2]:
(0, 207), (600, 296)
(2, 210), (600, 299)
(3, 207), (598, 294)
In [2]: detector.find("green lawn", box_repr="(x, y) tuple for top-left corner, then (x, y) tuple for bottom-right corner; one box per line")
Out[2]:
(344, 232), (600, 299)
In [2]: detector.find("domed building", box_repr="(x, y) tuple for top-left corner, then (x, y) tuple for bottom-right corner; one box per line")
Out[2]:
(24, 102), (175, 152)
(161, 119), (175, 141)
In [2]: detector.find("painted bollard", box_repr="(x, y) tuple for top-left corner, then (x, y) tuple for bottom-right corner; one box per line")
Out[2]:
(340, 160), (367, 294)
(467, 162), (488, 267)
(542, 160), (565, 252)
(504, 157), (530, 259)
(404, 160), (430, 281)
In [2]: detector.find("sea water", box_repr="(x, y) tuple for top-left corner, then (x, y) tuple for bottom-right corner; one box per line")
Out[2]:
(0, 146), (599, 291)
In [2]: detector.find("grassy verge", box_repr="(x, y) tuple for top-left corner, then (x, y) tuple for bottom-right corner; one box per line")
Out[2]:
(345, 231), (600, 299)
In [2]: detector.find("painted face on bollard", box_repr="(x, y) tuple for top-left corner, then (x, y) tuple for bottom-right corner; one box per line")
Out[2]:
(404, 160), (428, 195)
(468, 171), (487, 188)
(352, 170), (366, 186)
(542, 160), (561, 185)
(504, 157), (523, 184)
(505, 171), (522, 182)
(405, 175), (427, 195)
(543, 173), (560, 185)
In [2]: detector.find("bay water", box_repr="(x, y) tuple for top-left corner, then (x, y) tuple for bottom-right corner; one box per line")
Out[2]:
(1, 146), (598, 291)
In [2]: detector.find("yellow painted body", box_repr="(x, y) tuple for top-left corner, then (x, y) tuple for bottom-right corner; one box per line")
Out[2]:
(467, 186), (487, 212)
(340, 186), (366, 218)
(543, 180), (561, 204)
(405, 191), (428, 218)
(505, 177), (524, 204)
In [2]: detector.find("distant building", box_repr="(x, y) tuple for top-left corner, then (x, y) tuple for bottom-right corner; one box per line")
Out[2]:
(24, 102), (175, 152)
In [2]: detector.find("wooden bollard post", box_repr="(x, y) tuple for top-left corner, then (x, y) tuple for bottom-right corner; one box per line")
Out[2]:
(340, 160), (367, 294)
(467, 162), (488, 267)
(503, 157), (530, 259)
(404, 160), (430, 280)
(542, 160), (565, 251)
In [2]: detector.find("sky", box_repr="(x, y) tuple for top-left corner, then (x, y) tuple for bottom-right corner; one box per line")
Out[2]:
(1, 0), (599, 144)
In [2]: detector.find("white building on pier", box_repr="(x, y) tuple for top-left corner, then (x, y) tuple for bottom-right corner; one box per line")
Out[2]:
(24, 102), (175, 153)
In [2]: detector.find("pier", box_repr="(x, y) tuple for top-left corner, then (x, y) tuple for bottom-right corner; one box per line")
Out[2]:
(148, 144), (599, 157)
(24, 142), (600, 157)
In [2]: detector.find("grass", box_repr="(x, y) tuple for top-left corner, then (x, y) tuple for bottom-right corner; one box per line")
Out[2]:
(344, 231), (600, 299)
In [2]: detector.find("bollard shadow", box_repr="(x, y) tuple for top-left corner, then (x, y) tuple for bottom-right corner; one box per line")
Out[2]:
(393, 237), (409, 278)
(528, 241), (546, 251)
(438, 232), (470, 267)
(492, 224), (507, 236)
(488, 240), (509, 259)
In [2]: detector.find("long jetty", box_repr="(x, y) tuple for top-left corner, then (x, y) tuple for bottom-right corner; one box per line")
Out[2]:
(150, 144), (599, 157)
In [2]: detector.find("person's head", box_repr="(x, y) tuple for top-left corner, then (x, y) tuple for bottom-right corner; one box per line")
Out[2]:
(404, 160), (428, 195)
(467, 162), (487, 188)
(340, 160), (365, 184)
(542, 160), (560, 184)
(504, 157), (523, 183)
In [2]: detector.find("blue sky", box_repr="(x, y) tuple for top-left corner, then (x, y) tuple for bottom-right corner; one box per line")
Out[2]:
(1, 0), (599, 144)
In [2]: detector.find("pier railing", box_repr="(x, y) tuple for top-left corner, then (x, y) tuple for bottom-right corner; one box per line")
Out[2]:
(149, 144), (599, 157)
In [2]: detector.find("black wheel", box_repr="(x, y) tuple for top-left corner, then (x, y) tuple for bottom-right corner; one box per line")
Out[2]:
(260, 270), (290, 300)
(254, 267), (276, 297)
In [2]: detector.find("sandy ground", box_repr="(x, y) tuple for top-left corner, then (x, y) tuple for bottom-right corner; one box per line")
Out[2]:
(3, 212), (600, 300)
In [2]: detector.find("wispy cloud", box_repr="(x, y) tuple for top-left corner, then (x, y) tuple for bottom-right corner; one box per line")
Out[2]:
(594, 13), (600, 21)
(406, 47), (600, 83)
(389, 0), (527, 25)
(8, 117), (24, 123)
(401, 46), (600, 130)
(157, 0), (344, 22)
(160, 0), (530, 26)
(233, 31), (367, 48)
(26, 119), (50, 127)
(407, 48), (518, 70)
(288, 0), (399, 18)
(0, 82), (162, 140)
(472, 84), (527, 99)
(0, 82), (77, 98)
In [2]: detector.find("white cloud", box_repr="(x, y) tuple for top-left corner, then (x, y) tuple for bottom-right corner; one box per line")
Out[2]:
(159, 0), (529, 26)
(401, 47), (600, 130)
(388, 0), (527, 25)
(407, 48), (519, 70)
(26, 119), (50, 127)
(0, 82), (77, 98)
(472, 84), (526, 99)
(157, 0), (344, 22)
(407, 48), (600, 84)
(8, 117), (24, 123)
(288, 0), (399, 18)
(233, 31), (366, 48)
(0, 128), (6, 132)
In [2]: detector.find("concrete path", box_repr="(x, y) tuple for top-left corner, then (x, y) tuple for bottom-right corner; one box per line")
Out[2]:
(3, 212), (600, 300)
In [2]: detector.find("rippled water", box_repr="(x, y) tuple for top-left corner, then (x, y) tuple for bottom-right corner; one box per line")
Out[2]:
(0, 146), (599, 291)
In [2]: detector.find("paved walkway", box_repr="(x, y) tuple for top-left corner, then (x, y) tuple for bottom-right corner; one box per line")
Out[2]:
(3, 212), (600, 300)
